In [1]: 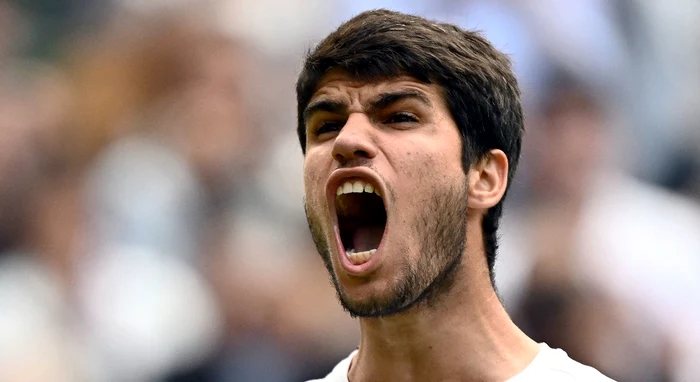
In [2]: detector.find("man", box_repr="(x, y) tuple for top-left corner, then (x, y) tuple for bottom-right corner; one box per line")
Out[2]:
(298, 9), (614, 382)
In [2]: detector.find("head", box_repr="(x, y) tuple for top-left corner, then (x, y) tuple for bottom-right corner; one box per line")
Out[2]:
(297, 10), (523, 318)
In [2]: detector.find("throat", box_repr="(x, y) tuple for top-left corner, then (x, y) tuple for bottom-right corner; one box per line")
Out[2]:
(351, 225), (384, 252)
(336, 191), (387, 255)
(350, 286), (540, 382)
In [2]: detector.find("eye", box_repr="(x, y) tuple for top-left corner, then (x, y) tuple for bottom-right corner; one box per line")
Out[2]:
(315, 120), (345, 136)
(385, 112), (419, 124)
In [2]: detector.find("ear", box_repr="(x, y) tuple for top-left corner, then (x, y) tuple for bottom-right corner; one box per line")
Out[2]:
(467, 149), (509, 210)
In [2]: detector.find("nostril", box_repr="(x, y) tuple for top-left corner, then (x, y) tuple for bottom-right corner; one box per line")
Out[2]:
(334, 149), (370, 163)
(333, 150), (370, 163)
(354, 149), (369, 158)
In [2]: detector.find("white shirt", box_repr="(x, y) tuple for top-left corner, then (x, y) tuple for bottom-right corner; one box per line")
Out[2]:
(307, 343), (615, 381)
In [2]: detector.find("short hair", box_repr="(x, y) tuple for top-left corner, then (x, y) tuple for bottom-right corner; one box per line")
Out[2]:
(295, 9), (524, 284)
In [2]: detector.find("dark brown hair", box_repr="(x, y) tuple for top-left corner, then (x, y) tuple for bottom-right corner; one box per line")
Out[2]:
(296, 9), (524, 284)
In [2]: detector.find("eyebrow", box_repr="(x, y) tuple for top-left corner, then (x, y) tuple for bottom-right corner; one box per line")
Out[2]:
(303, 89), (433, 125)
(367, 90), (433, 115)
(303, 99), (347, 125)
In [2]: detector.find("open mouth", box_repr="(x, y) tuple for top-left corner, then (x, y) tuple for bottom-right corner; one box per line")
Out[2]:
(334, 179), (387, 265)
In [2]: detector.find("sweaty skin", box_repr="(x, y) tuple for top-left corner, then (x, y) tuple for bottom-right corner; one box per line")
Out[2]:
(303, 72), (539, 382)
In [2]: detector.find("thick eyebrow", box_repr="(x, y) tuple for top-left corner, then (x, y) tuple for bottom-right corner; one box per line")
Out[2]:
(367, 90), (433, 114)
(303, 99), (347, 125)
(302, 89), (433, 125)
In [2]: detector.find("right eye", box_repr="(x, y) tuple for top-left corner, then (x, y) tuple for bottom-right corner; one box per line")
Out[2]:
(315, 120), (344, 136)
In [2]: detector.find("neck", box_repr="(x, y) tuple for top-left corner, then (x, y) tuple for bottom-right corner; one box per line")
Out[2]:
(349, 234), (539, 382)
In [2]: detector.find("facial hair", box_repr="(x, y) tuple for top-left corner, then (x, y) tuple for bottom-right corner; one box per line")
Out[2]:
(305, 181), (468, 318)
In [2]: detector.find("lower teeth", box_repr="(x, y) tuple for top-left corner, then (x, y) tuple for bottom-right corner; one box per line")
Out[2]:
(346, 249), (377, 265)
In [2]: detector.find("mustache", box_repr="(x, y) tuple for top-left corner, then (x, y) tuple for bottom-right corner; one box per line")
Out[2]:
(335, 157), (375, 170)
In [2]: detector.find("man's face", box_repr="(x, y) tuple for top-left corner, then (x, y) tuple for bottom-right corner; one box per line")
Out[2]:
(302, 72), (469, 317)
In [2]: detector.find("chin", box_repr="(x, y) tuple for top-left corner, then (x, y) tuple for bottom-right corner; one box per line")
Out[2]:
(333, 266), (415, 318)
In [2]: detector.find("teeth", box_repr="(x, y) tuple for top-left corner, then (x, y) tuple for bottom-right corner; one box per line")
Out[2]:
(352, 181), (364, 193)
(345, 248), (377, 265)
(336, 180), (382, 197)
(343, 182), (353, 194)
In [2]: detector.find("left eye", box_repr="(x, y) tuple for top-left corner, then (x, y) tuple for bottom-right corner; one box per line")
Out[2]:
(385, 113), (418, 124)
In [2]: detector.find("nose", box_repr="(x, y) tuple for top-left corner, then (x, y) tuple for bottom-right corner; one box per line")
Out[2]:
(331, 113), (378, 164)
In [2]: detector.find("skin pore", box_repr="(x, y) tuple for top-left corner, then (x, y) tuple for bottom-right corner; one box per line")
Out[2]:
(303, 71), (539, 381)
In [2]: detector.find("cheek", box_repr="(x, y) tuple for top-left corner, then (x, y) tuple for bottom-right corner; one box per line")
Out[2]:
(398, 141), (463, 183)
(441, 132), (466, 171)
(303, 155), (326, 206)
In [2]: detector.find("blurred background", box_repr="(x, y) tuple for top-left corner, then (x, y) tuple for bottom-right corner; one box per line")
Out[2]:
(0, 0), (699, 381)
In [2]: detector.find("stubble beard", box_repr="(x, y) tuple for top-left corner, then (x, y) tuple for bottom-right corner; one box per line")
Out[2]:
(305, 182), (468, 318)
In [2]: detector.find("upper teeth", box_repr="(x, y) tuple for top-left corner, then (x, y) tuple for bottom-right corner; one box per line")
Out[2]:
(337, 180), (381, 197)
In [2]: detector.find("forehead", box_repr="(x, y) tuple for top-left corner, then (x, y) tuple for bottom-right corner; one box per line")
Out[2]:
(310, 71), (442, 104)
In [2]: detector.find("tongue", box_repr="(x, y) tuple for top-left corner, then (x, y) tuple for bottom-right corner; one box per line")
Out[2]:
(353, 225), (384, 252)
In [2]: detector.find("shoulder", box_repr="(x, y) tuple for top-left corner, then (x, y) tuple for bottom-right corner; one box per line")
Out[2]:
(509, 344), (616, 382)
(305, 350), (357, 382)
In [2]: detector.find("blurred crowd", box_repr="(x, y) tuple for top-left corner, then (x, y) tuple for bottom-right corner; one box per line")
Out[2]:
(0, 0), (698, 381)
